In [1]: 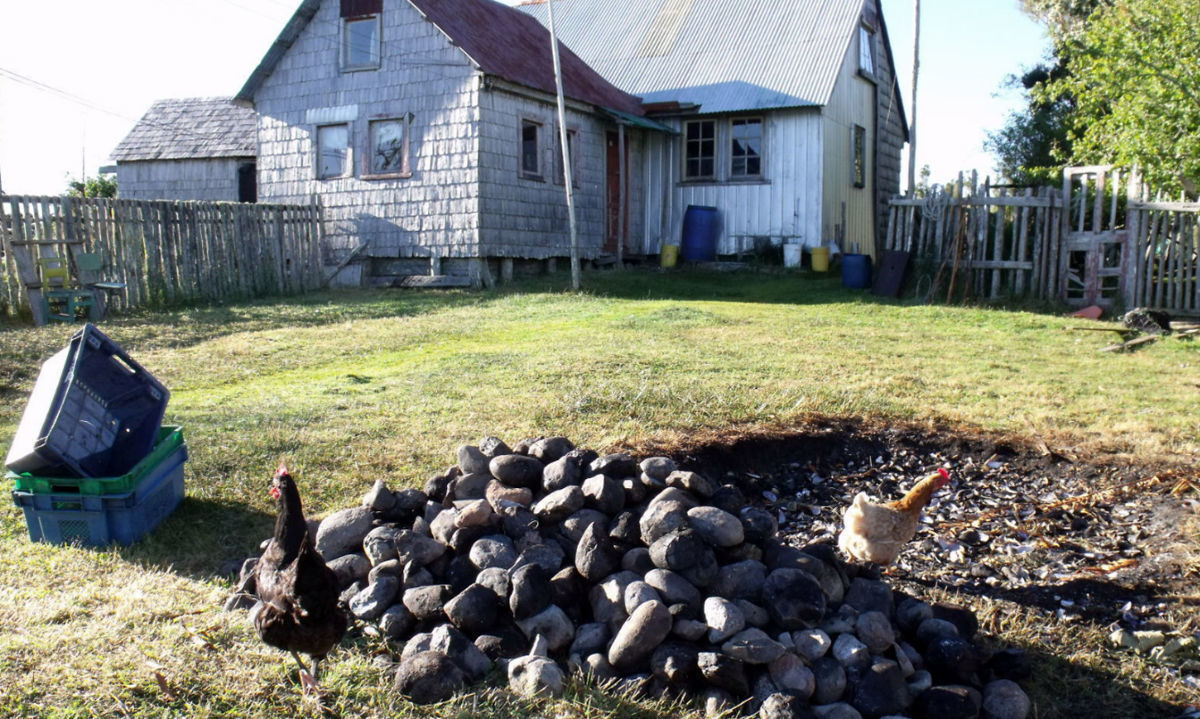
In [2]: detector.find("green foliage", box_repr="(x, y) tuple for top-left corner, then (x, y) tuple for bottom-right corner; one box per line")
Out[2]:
(986, 64), (1075, 187)
(1020, 0), (1111, 45)
(1042, 0), (1200, 197)
(66, 174), (117, 198)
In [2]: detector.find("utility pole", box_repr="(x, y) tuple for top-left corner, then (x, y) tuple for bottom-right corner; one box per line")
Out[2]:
(907, 0), (920, 196)
(546, 0), (581, 290)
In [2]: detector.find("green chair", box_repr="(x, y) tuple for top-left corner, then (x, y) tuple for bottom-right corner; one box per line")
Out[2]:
(73, 251), (126, 320)
(38, 255), (93, 322)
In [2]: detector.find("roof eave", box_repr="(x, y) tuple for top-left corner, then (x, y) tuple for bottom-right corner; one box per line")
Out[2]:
(235, 0), (323, 104)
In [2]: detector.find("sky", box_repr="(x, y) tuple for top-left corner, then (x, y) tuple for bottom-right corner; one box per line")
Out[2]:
(0, 0), (1050, 196)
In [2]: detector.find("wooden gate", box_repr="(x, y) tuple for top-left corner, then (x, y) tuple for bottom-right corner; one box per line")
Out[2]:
(1060, 165), (1131, 308)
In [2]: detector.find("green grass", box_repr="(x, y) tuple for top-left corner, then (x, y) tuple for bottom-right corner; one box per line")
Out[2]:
(0, 267), (1195, 717)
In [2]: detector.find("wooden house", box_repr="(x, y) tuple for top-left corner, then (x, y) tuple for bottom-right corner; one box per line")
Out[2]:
(110, 98), (258, 202)
(234, 0), (667, 287)
(519, 0), (908, 260)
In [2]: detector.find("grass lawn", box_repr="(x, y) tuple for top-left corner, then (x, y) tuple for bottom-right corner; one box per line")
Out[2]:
(0, 267), (1195, 718)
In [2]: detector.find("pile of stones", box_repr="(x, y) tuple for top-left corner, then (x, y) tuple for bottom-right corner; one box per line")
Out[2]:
(232, 436), (1032, 719)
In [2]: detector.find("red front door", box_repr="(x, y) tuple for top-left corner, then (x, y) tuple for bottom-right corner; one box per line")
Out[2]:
(605, 130), (629, 254)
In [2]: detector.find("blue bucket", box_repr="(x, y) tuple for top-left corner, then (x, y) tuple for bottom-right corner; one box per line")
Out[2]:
(842, 253), (872, 289)
(680, 205), (719, 262)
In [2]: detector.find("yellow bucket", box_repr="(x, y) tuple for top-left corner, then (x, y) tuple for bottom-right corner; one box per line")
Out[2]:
(660, 244), (679, 268)
(810, 247), (830, 272)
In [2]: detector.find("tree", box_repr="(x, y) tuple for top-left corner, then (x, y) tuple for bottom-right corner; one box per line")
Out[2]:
(986, 64), (1074, 187)
(66, 174), (117, 198)
(1042, 0), (1200, 197)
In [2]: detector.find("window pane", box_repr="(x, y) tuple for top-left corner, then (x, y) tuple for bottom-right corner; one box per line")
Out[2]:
(370, 119), (405, 174)
(345, 17), (379, 69)
(522, 122), (540, 175)
(731, 118), (762, 177)
(318, 125), (349, 179)
(684, 120), (716, 179)
(853, 125), (866, 187)
(859, 27), (874, 74)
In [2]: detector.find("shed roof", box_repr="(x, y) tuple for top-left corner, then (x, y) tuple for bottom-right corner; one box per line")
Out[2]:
(517, 0), (884, 114)
(235, 0), (646, 116)
(110, 98), (256, 162)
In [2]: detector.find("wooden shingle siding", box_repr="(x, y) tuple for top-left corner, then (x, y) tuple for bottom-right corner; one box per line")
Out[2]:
(253, 0), (484, 270)
(117, 159), (250, 202)
(871, 3), (905, 254)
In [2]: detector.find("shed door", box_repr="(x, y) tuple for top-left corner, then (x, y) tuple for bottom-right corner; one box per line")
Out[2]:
(605, 131), (629, 254)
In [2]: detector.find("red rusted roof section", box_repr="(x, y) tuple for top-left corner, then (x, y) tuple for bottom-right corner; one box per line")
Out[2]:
(408, 0), (645, 116)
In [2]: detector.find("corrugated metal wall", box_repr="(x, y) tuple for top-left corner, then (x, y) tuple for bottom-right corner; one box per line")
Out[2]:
(821, 28), (877, 256)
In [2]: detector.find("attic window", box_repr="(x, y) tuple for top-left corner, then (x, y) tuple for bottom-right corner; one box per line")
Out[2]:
(342, 0), (381, 72)
(858, 26), (875, 76)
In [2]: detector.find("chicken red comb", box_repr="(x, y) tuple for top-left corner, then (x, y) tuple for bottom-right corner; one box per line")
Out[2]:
(275, 462), (289, 478)
(938, 468), (950, 481)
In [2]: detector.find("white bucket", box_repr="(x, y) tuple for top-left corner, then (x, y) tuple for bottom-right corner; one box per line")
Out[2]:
(783, 244), (803, 268)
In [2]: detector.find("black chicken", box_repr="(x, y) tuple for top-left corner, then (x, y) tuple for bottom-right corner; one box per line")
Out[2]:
(250, 463), (347, 694)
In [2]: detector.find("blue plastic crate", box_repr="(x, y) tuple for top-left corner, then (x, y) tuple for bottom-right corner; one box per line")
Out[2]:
(11, 442), (186, 546)
(5, 324), (170, 478)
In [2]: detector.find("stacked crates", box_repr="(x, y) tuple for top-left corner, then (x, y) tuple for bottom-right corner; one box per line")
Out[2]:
(5, 325), (185, 546)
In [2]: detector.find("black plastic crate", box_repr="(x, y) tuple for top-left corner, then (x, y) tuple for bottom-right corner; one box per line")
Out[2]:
(4, 324), (170, 478)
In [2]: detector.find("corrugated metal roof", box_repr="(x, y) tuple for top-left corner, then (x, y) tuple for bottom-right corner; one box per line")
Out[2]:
(110, 98), (256, 162)
(518, 0), (868, 113)
(237, 0), (645, 116)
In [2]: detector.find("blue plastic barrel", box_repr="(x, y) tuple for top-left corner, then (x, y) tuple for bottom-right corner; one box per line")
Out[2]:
(680, 205), (719, 262)
(842, 253), (872, 289)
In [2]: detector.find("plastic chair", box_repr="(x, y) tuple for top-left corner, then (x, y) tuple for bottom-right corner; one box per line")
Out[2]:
(37, 258), (71, 288)
(38, 255), (93, 322)
(73, 251), (126, 320)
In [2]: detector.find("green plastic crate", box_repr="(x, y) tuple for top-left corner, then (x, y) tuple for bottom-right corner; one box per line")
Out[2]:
(7, 426), (184, 496)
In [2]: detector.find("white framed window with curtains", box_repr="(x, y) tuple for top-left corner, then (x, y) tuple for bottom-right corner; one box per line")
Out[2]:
(365, 115), (412, 178)
(316, 123), (351, 179)
(341, 0), (381, 72)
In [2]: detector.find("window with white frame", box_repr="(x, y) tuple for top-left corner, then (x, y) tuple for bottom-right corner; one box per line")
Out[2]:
(367, 116), (411, 177)
(341, 0), (381, 72)
(555, 128), (579, 186)
(853, 125), (866, 188)
(317, 124), (350, 179)
(684, 119), (716, 180)
(521, 119), (542, 179)
(858, 26), (875, 76)
(730, 117), (763, 178)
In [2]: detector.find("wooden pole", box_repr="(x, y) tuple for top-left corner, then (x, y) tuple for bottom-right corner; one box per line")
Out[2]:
(546, 0), (580, 290)
(617, 123), (626, 268)
(907, 0), (920, 196)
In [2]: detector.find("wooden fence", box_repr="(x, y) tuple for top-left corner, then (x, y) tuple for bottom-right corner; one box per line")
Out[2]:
(885, 167), (1200, 313)
(1, 195), (324, 322)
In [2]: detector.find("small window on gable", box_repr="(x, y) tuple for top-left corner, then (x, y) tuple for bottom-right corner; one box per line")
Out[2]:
(858, 26), (875, 76)
(341, 0), (382, 72)
(367, 116), (411, 177)
(317, 124), (350, 179)
(684, 120), (716, 180)
(555, 128), (579, 186)
(521, 119), (542, 179)
(853, 124), (866, 188)
(730, 117), (763, 178)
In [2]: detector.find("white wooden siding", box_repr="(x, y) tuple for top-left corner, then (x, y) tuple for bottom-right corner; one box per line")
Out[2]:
(640, 109), (824, 255)
(117, 159), (249, 202)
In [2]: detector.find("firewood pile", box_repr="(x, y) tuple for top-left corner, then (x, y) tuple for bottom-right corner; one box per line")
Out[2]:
(229, 435), (1033, 718)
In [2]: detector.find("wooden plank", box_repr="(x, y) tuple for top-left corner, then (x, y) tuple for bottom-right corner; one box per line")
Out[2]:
(8, 197), (47, 325)
(970, 260), (1035, 271)
(1014, 190), (1031, 295)
(1129, 200), (1200, 212)
(991, 200), (1004, 299)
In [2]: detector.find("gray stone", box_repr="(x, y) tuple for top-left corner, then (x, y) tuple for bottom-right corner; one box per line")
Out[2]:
(454, 498), (494, 528)
(712, 559), (768, 600)
(849, 660), (909, 719)
(916, 617), (960, 645)
(394, 650), (465, 705)
(649, 529), (709, 572)
(379, 602), (415, 638)
(794, 628), (833, 661)
(582, 474), (625, 515)
(560, 509), (610, 545)
(451, 472), (493, 501)
(640, 456), (676, 482)
(314, 506), (374, 560)
(687, 506), (745, 548)
(489, 454), (543, 489)
(907, 669), (933, 695)
(363, 479), (397, 511)
(516, 604), (575, 653)
(842, 578), (894, 616)
(513, 542), (565, 574)
(771, 548), (846, 604)
(666, 470), (717, 498)
(326, 552), (371, 586)
(739, 507), (778, 545)
(478, 436), (511, 458)
(349, 575), (400, 621)
(856, 611), (897, 653)
(428, 508), (459, 545)
(896, 598), (934, 634)
(983, 679), (1031, 719)
(913, 684), (982, 719)
(763, 568), (828, 630)
(393, 488), (427, 513)
(639, 501), (690, 545)
(457, 444), (491, 475)
(812, 703), (863, 719)
(723, 627), (787, 664)
(476, 566), (511, 601)
(429, 623), (491, 680)
(651, 641), (700, 686)
(705, 596), (747, 643)
(705, 687), (736, 718)
(769, 652), (816, 696)
(589, 452), (638, 478)
(402, 561), (434, 589)
(444, 583), (499, 636)
(673, 617), (709, 641)
(589, 573), (633, 630)
(579, 652), (620, 681)
(509, 562), (553, 620)
(608, 510), (641, 545)
(402, 584), (451, 623)
(832, 633), (872, 668)
(469, 535), (518, 571)
(925, 636), (984, 685)
(608, 600), (673, 670)
(575, 522), (620, 581)
(812, 655), (847, 705)
(623, 580), (663, 615)
(644, 568), (703, 614)
(737, 599), (771, 627)
(363, 526), (399, 567)
(533, 485), (585, 525)
(698, 651), (750, 696)
(529, 436), (574, 463)
(622, 547), (656, 574)
(570, 622), (610, 659)
(758, 692), (816, 719)
(367, 558), (401, 584)
(508, 653), (565, 698)
(542, 455), (583, 492)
